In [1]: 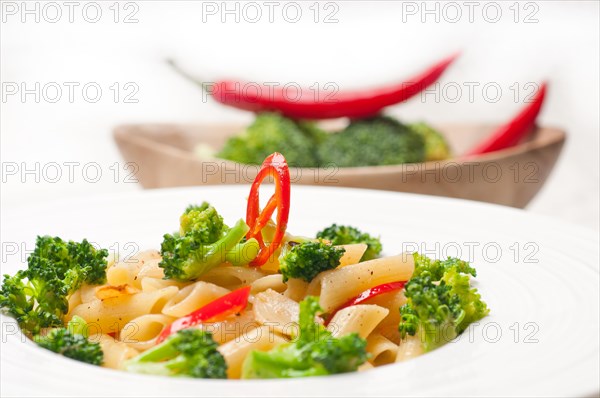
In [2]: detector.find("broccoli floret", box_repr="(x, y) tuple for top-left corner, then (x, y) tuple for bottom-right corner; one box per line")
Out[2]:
(399, 274), (460, 352)
(316, 224), (382, 261)
(296, 120), (328, 145)
(241, 296), (368, 379)
(162, 203), (260, 279)
(442, 266), (489, 334)
(125, 329), (227, 378)
(179, 202), (227, 238)
(184, 202), (210, 213)
(399, 254), (489, 352)
(179, 202), (225, 240)
(279, 241), (345, 283)
(160, 218), (258, 281)
(317, 116), (426, 167)
(217, 112), (325, 167)
(34, 316), (103, 365)
(411, 253), (476, 280)
(0, 236), (108, 334)
(180, 202), (259, 267)
(409, 122), (451, 161)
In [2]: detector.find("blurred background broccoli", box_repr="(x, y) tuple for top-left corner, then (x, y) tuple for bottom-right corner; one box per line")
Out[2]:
(216, 113), (325, 167)
(216, 113), (451, 168)
(408, 122), (451, 161)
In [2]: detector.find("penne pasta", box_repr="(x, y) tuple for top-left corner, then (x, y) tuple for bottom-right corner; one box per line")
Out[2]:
(396, 335), (424, 362)
(369, 290), (407, 344)
(107, 250), (162, 289)
(327, 304), (389, 339)
(308, 254), (414, 312)
(201, 266), (268, 290)
(69, 286), (178, 333)
(66, 289), (82, 319)
(358, 361), (374, 372)
(196, 311), (259, 344)
(136, 259), (165, 282)
(79, 284), (101, 304)
(338, 244), (368, 267)
(119, 314), (176, 352)
(283, 278), (309, 302)
(96, 284), (139, 300)
(91, 333), (139, 370)
(251, 274), (286, 294)
(140, 277), (183, 292)
(162, 281), (229, 318)
(253, 289), (300, 336)
(366, 333), (398, 366)
(217, 326), (287, 379)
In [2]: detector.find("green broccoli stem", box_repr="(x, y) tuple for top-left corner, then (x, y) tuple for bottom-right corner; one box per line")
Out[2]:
(125, 352), (202, 376)
(125, 362), (173, 376)
(67, 315), (89, 338)
(243, 350), (329, 378)
(124, 330), (215, 376)
(204, 218), (250, 264)
(125, 329), (227, 378)
(187, 219), (250, 279)
(128, 333), (183, 363)
(225, 238), (260, 266)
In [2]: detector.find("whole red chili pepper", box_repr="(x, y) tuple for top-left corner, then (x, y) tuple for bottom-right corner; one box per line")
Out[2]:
(325, 281), (406, 325)
(467, 82), (547, 156)
(246, 152), (291, 266)
(170, 54), (457, 120)
(156, 286), (251, 344)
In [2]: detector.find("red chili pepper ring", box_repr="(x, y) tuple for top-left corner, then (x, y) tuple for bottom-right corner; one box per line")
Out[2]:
(246, 152), (291, 267)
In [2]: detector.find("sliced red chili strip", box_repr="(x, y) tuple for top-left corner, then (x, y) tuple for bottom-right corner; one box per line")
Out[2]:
(252, 195), (278, 235)
(156, 286), (251, 344)
(325, 281), (407, 326)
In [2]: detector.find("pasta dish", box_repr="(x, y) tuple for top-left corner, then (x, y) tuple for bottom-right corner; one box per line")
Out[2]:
(0, 153), (489, 379)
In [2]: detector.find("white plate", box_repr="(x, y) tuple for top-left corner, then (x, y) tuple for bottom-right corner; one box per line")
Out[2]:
(1, 186), (598, 397)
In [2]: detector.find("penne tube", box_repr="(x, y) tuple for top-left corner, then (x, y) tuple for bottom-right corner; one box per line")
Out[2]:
(368, 290), (407, 344)
(201, 266), (268, 291)
(366, 333), (398, 366)
(119, 314), (176, 352)
(358, 361), (374, 372)
(327, 304), (389, 339)
(308, 253), (414, 312)
(251, 274), (286, 294)
(253, 289), (300, 336)
(69, 286), (178, 333)
(140, 277), (183, 292)
(217, 326), (286, 379)
(66, 289), (82, 319)
(283, 278), (309, 302)
(79, 284), (101, 304)
(162, 281), (229, 318)
(107, 250), (161, 289)
(396, 335), (423, 362)
(338, 244), (368, 267)
(195, 310), (258, 344)
(90, 333), (139, 370)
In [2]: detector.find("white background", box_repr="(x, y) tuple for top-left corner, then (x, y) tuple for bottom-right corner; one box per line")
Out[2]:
(1, 0), (599, 230)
